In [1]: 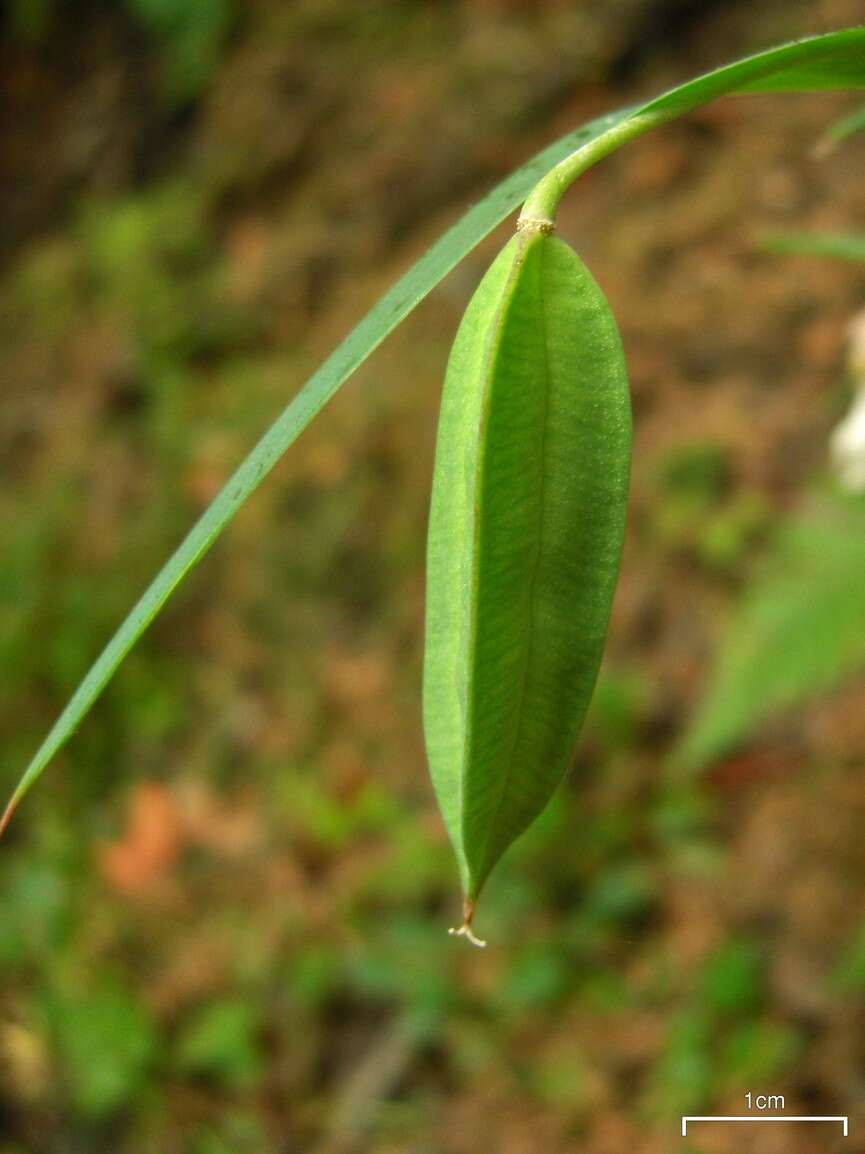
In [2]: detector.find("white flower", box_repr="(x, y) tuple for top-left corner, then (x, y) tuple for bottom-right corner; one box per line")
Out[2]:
(832, 388), (865, 491)
(830, 310), (865, 492)
(848, 310), (865, 380)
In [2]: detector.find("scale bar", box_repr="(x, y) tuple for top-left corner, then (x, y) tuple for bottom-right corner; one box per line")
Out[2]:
(682, 1115), (848, 1137)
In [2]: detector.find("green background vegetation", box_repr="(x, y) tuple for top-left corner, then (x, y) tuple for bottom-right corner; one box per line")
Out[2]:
(2, 2), (865, 1152)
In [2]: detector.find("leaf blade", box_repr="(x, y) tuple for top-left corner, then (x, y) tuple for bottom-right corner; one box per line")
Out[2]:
(460, 236), (631, 899)
(673, 496), (865, 771)
(643, 27), (865, 118)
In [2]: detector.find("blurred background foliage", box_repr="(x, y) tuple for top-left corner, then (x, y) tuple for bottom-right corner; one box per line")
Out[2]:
(2, 2), (865, 1152)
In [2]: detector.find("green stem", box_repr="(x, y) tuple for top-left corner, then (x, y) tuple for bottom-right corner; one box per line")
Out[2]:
(518, 109), (674, 227)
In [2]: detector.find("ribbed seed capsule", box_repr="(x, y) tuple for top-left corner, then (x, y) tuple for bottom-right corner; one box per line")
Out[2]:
(423, 227), (632, 932)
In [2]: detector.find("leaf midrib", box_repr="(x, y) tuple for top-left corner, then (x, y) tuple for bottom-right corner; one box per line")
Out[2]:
(469, 236), (553, 894)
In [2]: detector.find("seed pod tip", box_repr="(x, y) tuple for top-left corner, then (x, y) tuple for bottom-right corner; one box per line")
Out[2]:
(448, 898), (486, 948)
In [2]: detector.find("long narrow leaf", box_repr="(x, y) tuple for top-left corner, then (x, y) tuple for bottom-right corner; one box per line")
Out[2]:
(0, 106), (633, 831)
(826, 101), (865, 144)
(5, 27), (865, 831)
(762, 230), (865, 262)
(644, 28), (865, 117)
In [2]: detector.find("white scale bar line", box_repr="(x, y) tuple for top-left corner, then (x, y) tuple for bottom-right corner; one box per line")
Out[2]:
(682, 1116), (848, 1137)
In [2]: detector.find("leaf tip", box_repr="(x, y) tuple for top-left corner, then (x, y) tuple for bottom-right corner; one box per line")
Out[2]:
(812, 132), (837, 159)
(0, 797), (17, 841)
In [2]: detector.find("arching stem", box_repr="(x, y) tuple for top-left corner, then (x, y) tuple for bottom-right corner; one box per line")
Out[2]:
(518, 109), (673, 229)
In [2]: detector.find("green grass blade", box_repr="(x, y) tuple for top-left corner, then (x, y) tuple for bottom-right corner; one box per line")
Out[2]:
(0, 108), (633, 831)
(827, 102), (865, 144)
(5, 27), (865, 831)
(762, 230), (865, 262)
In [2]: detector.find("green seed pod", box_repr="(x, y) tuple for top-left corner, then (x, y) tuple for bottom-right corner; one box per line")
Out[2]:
(423, 225), (632, 941)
